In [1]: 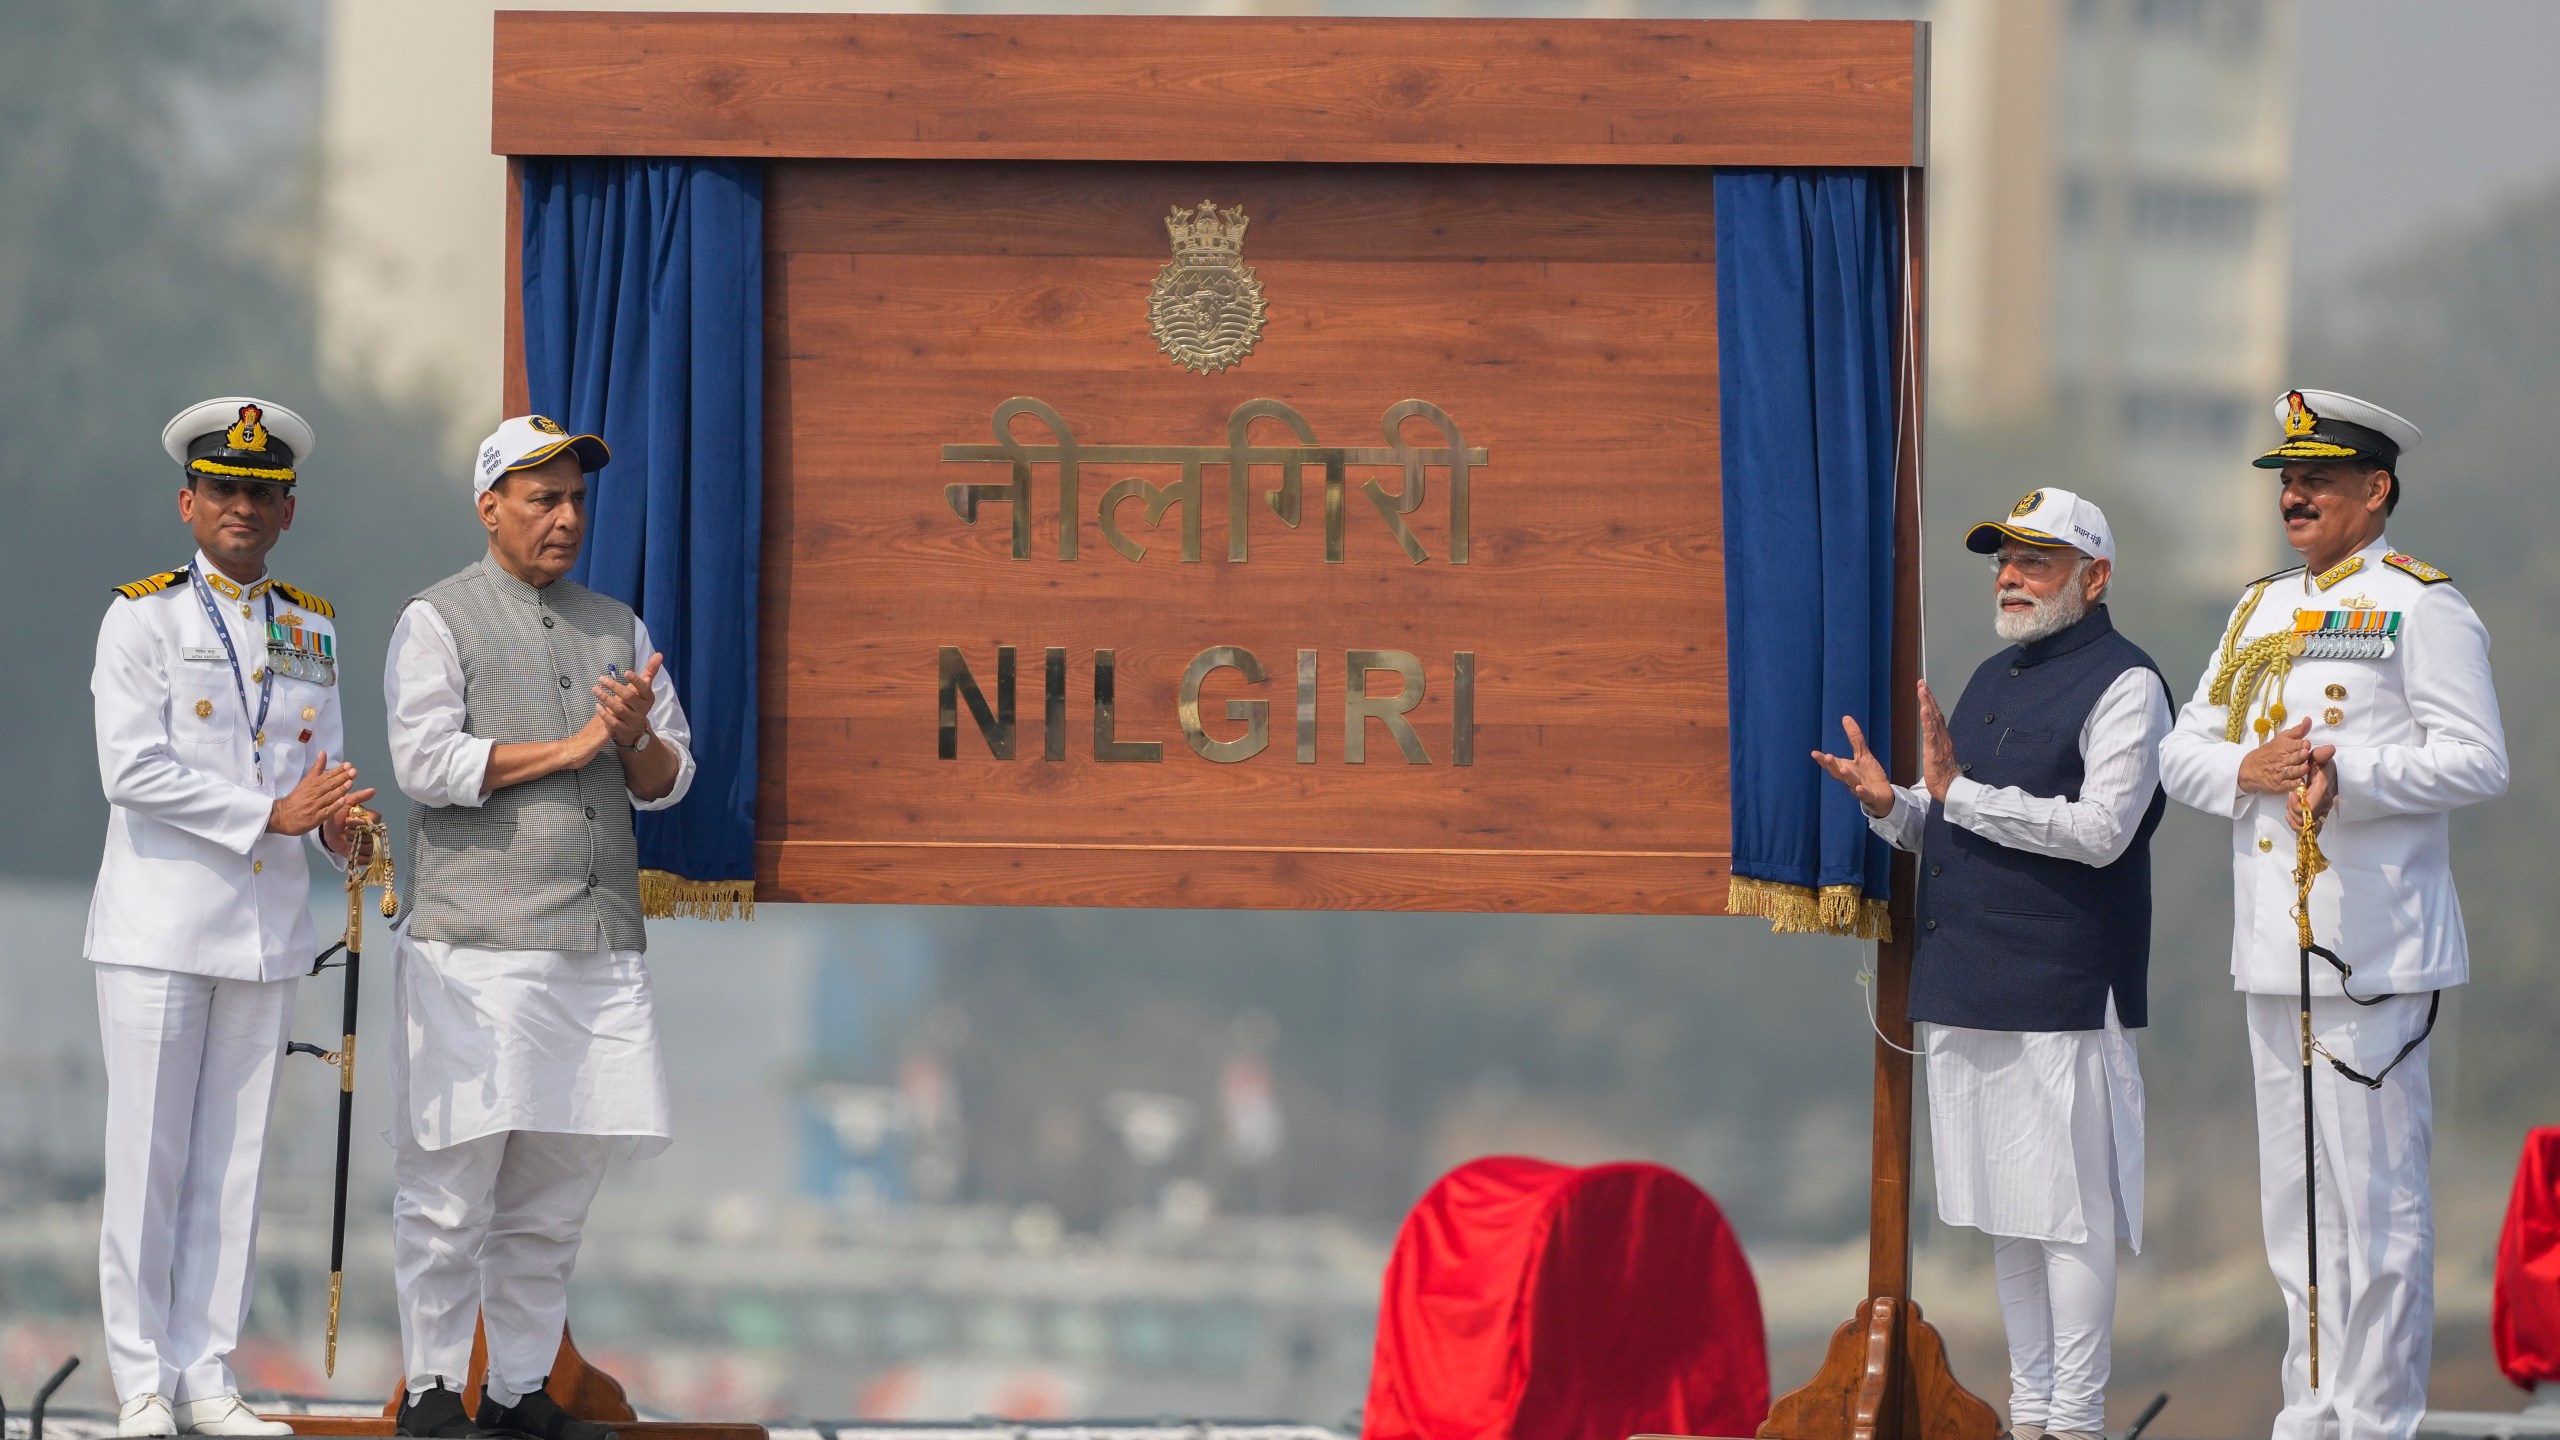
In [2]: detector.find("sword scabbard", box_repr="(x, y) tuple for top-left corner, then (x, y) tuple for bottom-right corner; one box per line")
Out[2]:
(326, 1270), (343, 1377)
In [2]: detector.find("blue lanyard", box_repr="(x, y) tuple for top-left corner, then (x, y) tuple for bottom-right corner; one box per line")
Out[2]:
(188, 563), (275, 778)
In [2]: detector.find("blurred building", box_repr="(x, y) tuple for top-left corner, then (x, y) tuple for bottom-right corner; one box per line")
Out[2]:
(1933, 0), (2297, 586)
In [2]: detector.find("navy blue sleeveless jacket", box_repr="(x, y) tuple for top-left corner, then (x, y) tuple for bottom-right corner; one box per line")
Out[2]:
(1909, 604), (2165, 1032)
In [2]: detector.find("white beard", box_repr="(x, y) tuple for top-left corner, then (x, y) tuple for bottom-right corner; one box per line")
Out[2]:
(1994, 584), (2092, 644)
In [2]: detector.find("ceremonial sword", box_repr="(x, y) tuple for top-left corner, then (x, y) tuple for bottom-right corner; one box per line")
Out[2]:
(289, 805), (396, 1377)
(2291, 778), (2325, 1390)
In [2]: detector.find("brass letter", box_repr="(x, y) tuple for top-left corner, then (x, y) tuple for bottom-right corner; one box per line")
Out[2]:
(1453, 651), (1476, 766)
(1344, 650), (1430, 765)
(938, 646), (1016, 759)
(1093, 649), (1163, 763)
(1098, 464), (1204, 563)
(1044, 647), (1067, 761)
(1296, 649), (1318, 764)
(1381, 400), (1475, 566)
(940, 397), (1081, 560)
(1179, 646), (1270, 763)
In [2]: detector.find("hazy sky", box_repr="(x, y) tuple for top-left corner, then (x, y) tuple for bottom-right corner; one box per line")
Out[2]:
(2292, 0), (2560, 279)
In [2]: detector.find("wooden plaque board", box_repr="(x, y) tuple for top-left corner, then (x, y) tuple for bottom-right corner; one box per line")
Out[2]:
(494, 13), (1925, 915)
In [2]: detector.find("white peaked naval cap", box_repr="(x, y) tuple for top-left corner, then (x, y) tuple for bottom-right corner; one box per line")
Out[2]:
(2256, 388), (2422, 468)
(1965, 487), (2115, 565)
(162, 396), (316, 484)
(472, 414), (611, 495)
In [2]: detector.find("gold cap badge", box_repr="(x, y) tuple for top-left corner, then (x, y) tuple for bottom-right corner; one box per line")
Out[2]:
(225, 403), (271, 453)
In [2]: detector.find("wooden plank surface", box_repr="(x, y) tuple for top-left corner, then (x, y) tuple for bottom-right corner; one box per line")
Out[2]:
(493, 13), (1918, 167)
(758, 161), (1729, 913)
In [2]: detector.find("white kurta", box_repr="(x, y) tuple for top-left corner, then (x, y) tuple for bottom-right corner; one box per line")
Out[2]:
(383, 599), (692, 1155)
(1872, 665), (2168, 1248)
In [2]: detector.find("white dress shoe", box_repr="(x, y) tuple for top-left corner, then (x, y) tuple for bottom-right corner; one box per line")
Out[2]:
(118, 1394), (177, 1438)
(175, 1396), (294, 1437)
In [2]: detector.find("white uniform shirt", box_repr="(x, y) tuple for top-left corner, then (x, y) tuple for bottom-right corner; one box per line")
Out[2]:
(86, 552), (347, 981)
(384, 594), (692, 1152)
(2160, 536), (2507, 995)
(1869, 662), (2169, 1248)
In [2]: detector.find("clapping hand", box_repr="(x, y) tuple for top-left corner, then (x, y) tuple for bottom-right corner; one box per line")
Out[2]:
(2241, 716), (2316, 794)
(275, 751), (378, 844)
(1811, 715), (1897, 819)
(1917, 680), (1959, 801)
(594, 653), (663, 749)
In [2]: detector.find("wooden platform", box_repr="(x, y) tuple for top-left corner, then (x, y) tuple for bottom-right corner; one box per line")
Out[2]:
(270, 1424), (763, 1440)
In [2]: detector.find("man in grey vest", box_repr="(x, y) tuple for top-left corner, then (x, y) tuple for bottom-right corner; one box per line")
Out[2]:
(383, 416), (694, 1440)
(1814, 489), (2168, 1440)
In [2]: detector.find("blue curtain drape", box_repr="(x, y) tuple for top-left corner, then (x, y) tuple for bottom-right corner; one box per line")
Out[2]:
(1714, 169), (1902, 939)
(521, 157), (764, 917)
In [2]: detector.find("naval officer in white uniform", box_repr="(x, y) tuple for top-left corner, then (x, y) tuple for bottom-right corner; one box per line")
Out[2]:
(88, 398), (374, 1438)
(384, 417), (691, 1440)
(2161, 389), (2508, 1440)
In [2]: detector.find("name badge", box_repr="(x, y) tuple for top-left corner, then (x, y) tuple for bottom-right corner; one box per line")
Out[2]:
(182, 646), (227, 663)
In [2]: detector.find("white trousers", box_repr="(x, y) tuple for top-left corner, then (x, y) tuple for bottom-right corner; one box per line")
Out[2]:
(2246, 992), (2436, 1440)
(94, 963), (297, 1405)
(1993, 1231), (2117, 1432)
(392, 1128), (613, 1405)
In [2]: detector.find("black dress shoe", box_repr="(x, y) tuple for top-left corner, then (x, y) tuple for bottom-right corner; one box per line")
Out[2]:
(398, 1385), (497, 1439)
(476, 1387), (621, 1440)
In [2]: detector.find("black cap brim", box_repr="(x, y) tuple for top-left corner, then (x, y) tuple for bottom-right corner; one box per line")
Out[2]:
(507, 433), (613, 476)
(1965, 522), (2074, 554)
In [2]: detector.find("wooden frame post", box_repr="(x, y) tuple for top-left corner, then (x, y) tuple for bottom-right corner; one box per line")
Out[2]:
(1759, 168), (1998, 1440)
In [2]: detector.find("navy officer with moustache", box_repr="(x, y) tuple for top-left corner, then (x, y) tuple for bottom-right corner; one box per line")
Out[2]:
(88, 399), (374, 1438)
(2160, 390), (2508, 1440)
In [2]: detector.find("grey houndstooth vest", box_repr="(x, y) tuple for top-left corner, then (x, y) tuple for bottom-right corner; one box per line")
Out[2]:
(404, 556), (646, 953)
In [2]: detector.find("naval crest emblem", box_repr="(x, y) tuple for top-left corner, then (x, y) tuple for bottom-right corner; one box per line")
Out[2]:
(1149, 200), (1266, 375)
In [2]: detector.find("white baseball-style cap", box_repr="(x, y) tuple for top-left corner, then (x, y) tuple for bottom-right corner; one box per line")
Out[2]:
(1965, 487), (2115, 565)
(472, 414), (610, 495)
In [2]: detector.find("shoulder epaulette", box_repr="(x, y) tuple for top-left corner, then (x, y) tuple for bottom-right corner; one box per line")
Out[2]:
(2245, 565), (2305, 588)
(273, 582), (335, 618)
(2382, 552), (2451, 585)
(112, 570), (186, 601)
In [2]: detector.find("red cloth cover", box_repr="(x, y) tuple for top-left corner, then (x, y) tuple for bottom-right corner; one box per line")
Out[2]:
(2495, 1126), (2560, 1390)
(1362, 1156), (1768, 1440)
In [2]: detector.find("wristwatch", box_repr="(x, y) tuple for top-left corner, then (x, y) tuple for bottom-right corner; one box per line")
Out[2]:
(624, 729), (653, 752)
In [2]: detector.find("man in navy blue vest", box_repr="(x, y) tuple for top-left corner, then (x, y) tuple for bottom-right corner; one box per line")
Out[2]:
(1815, 488), (2169, 1440)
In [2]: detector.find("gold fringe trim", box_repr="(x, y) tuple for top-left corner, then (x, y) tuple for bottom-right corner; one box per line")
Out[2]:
(1726, 875), (1893, 941)
(639, 869), (756, 921)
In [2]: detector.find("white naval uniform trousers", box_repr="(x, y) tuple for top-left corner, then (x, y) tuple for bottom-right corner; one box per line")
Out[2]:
(383, 599), (691, 1403)
(1871, 664), (2169, 1434)
(2161, 536), (2508, 1440)
(86, 553), (347, 1405)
